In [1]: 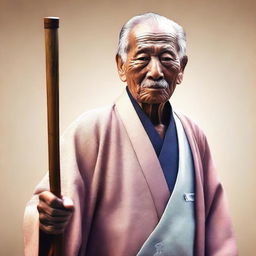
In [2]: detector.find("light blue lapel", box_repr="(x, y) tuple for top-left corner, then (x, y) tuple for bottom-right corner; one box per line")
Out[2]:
(137, 113), (195, 256)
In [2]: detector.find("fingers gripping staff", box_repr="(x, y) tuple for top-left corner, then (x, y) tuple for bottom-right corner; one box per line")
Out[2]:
(37, 192), (73, 235)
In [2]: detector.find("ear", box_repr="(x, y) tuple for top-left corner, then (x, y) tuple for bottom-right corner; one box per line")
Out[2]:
(116, 54), (127, 82)
(176, 55), (188, 84)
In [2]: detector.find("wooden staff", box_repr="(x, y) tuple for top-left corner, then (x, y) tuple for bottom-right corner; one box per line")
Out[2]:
(41, 16), (62, 256)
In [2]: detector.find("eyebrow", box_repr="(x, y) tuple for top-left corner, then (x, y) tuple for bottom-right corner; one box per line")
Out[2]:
(135, 46), (177, 57)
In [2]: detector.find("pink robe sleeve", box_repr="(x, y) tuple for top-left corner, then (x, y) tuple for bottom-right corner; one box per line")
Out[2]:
(203, 136), (238, 256)
(23, 174), (48, 256)
(23, 120), (86, 256)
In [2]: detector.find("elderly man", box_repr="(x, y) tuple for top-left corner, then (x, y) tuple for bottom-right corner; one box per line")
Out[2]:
(24, 13), (237, 256)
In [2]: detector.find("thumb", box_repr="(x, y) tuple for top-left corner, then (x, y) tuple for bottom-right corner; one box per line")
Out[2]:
(62, 196), (74, 210)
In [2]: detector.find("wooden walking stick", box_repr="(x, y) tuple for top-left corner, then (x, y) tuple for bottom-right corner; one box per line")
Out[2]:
(40, 16), (63, 256)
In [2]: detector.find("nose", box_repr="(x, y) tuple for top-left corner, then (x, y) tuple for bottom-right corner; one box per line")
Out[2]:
(147, 57), (164, 81)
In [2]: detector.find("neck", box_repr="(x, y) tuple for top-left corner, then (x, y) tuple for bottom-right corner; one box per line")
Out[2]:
(141, 103), (166, 125)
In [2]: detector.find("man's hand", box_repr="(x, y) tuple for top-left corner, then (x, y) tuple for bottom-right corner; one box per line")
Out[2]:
(37, 191), (74, 235)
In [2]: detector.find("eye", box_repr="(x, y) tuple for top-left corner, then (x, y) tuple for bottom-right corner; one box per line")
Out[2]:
(136, 55), (150, 61)
(161, 57), (173, 61)
(160, 53), (175, 62)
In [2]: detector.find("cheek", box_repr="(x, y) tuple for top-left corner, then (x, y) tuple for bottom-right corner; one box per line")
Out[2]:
(126, 72), (140, 86)
(127, 66), (147, 84)
(167, 61), (181, 73)
(126, 59), (145, 72)
(164, 64), (181, 82)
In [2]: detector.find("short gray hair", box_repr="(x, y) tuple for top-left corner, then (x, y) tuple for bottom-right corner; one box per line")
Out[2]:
(117, 12), (187, 62)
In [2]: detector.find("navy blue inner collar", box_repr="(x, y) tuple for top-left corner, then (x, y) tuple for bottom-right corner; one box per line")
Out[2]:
(126, 87), (179, 192)
(126, 87), (173, 155)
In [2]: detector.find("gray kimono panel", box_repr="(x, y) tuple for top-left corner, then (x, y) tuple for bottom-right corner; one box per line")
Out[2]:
(137, 114), (195, 256)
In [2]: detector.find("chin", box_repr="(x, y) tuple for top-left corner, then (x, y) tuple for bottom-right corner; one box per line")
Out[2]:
(137, 88), (171, 104)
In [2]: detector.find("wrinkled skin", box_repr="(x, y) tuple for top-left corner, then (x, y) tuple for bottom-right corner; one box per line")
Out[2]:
(117, 20), (187, 137)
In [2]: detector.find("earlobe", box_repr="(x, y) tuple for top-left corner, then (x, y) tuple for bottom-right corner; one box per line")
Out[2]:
(176, 73), (183, 84)
(116, 54), (127, 82)
(181, 55), (188, 71)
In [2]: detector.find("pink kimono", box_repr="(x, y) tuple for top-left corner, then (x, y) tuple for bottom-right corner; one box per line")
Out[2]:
(24, 91), (237, 255)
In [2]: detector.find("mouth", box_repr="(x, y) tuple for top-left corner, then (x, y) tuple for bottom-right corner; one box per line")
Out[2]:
(144, 87), (165, 90)
(144, 84), (165, 89)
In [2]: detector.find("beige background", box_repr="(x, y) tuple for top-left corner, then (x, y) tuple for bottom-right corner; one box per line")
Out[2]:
(1, 0), (255, 255)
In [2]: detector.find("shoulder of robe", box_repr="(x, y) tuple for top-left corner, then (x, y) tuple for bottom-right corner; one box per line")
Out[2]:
(60, 104), (115, 150)
(59, 104), (116, 181)
(174, 110), (208, 158)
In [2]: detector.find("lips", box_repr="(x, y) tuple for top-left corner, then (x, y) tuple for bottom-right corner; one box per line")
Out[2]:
(147, 85), (165, 89)
(143, 86), (165, 90)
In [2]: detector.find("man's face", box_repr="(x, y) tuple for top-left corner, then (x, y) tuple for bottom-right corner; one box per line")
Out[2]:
(117, 21), (187, 104)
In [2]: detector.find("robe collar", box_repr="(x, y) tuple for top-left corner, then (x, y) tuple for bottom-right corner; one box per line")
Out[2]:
(115, 90), (170, 218)
(126, 87), (179, 193)
(115, 89), (206, 253)
(126, 87), (165, 156)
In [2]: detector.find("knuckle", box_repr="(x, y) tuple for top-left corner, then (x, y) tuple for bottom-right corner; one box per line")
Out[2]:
(38, 193), (44, 201)
(39, 223), (63, 235)
(39, 191), (49, 200)
(48, 198), (56, 207)
(49, 208), (58, 216)
(39, 212), (45, 222)
(37, 204), (42, 213)
(45, 226), (53, 234)
(39, 223), (49, 233)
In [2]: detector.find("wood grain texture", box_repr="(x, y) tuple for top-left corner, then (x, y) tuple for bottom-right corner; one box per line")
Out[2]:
(44, 22), (61, 198)
(41, 16), (63, 256)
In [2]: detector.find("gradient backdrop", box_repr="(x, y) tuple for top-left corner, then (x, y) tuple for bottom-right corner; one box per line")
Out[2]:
(1, 0), (256, 255)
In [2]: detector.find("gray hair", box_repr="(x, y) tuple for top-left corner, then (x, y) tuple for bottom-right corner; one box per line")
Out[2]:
(117, 12), (187, 62)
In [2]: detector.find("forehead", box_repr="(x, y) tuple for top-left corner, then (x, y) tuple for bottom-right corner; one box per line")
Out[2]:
(128, 21), (178, 50)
